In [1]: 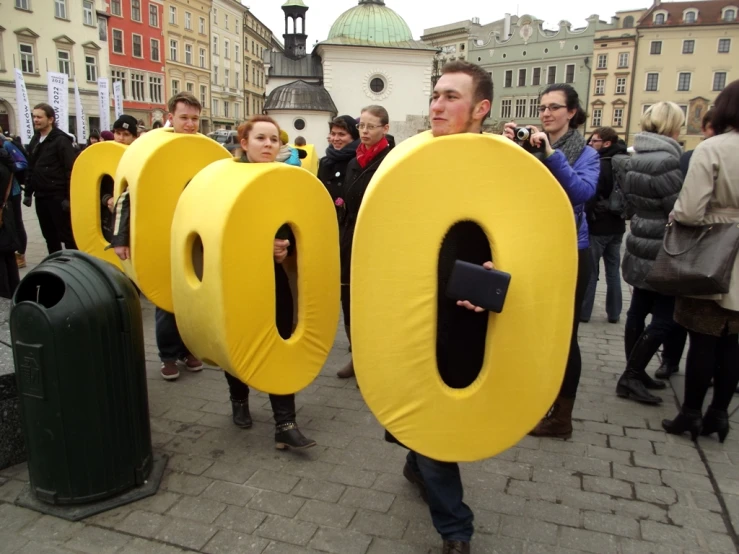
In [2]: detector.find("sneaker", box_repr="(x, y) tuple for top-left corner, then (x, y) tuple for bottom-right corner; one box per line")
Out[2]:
(16, 253), (26, 269)
(178, 354), (203, 372)
(160, 361), (180, 381)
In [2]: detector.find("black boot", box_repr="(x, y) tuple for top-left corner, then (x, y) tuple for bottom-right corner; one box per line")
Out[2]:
(641, 372), (667, 390)
(624, 325), (642, 360)
(616, 332), (664, 405)
(662, 409), (702, 441)
(701, 407), (730, 443)
(655, 361), (680, 379)
(231, 398), (253, 428)
(275, 423), (316, 450)
(442, 540), (470, 554)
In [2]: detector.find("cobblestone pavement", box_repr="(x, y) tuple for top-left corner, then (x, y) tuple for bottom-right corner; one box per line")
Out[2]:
(1, 205), (738, 553)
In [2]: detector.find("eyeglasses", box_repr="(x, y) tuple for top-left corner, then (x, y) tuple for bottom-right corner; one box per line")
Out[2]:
(589, 138), (603, 144)
(538, 104), (566, 113)
(356, 123), (383, 131)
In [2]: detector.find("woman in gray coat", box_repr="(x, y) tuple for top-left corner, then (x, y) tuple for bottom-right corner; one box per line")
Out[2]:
(615, 102), (685, 405)
(663, 80), (739, 442)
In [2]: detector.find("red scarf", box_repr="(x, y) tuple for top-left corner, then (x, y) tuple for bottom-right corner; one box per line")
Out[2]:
(356, 137), (389, 168)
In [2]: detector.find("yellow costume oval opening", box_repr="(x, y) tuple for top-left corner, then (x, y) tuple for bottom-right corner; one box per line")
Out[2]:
(351, 132), (578, 462)
(171, 159), (340, 395)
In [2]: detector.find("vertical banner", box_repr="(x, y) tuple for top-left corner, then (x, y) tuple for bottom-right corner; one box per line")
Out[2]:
(13, 69), (33, 144)
(113, 81), (123, 119)
(74, 78), (87, 145)
(97, 78), (110, 132)
(47, 72), (69, 133)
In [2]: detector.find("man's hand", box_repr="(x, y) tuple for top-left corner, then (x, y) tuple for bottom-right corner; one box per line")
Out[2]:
(502, 122), (517, 141)
(274, 239), (290, 264)
(457, 261), (495, 312)
(114, 246), (130, 261)
(107, 197), (114, 211)
(22, 196), (32, 207)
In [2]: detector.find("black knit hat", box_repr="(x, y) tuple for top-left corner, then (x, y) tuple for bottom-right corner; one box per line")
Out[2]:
(330, 115), (360, 141)
(113, 115), (139, 136)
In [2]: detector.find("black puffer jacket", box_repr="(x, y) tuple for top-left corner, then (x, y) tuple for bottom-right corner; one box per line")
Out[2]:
(25, 127), (76, 198)
(618, 132), (684, 290)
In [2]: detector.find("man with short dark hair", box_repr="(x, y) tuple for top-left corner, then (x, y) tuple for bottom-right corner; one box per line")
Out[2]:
(24, 103), (78, 253)
(113, 114), (139, 146)
(111, 93), (204, 381)
(581, 127), (627, 324)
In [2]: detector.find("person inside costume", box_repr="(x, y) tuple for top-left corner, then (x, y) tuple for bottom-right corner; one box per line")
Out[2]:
(224, 114), (316, 451)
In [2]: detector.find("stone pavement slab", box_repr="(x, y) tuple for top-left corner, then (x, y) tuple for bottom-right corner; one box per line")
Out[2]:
(0, 207), (738, 553)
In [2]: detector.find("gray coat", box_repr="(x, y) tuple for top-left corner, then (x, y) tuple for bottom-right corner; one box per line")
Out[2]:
(617, 132), (684, 290)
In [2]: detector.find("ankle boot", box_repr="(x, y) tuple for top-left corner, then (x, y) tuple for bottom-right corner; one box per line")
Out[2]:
(662, 408), (702, 441)
(337, 358), (355, 379)
(616, 332), (663, 405)
(275, 423), (316, 450)
(701, 407), (730, 443)
(231, 398), (253, 428)
(529, 396), (575, 439)
(655, 361), (679, 379)
(641, 372), (667, 390)
(442, 540), (470, 554)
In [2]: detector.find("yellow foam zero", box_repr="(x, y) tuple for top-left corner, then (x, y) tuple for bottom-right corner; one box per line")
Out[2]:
(115, 129), (231, 311)
(297, 145), (318, 176)
(170, 160), (340, 395)
(70, 141), (126, 270)
(351, 132), (578, 462)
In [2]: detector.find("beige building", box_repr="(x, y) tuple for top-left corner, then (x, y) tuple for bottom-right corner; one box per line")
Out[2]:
(210, 0), (244, 130)
(628, 0), (739, 149)
(586, 9), (646, 139)
(243, 7), (273, 119)
(163, 0), (212, 133)
(421, 18), (482, 86)
(0, 0), (111, 138)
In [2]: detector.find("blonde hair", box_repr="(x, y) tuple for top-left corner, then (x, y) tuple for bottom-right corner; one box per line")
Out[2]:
(641, 102), (685, 137)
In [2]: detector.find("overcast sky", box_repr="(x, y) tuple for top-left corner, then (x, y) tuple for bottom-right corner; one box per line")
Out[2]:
(243, 0), (651, 50)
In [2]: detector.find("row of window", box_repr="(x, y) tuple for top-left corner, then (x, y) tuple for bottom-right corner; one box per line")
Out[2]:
(590, 106), (625, 128)
(111, 30), (166, 63)
(110, 0), (159, 27)
(503, 65), (574, 88)
(650, 38), (731, 55)
(168, 6), (208, 35)
(111, 69), (164, 104)
(16, 0), (97, 26)
(596, 52), (630, 70)
(652, 7), (736, 25)
(644, 71), (728, 93)
(212, 7), (241, 35)
(593, 76), (629, 95)
(19, 42), (99, 82)
(500, 98), (541, 120)
(211, 36), (240, 60)
(211, 98), (240, 119)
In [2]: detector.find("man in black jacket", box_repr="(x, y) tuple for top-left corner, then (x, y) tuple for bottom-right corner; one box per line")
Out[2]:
(24, 103), (77, 253)
(581, 127), (627, 324)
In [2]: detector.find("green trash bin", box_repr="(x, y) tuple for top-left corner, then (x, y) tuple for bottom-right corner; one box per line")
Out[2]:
(10, 250), (155, 509)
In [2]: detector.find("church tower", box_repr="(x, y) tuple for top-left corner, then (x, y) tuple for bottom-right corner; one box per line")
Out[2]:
(282, 0), (309, 59)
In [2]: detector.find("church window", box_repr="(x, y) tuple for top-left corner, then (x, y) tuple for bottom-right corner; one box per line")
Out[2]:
(370, 77), (385, 93)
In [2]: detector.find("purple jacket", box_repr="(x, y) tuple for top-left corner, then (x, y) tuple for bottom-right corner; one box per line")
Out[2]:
(542, 146), (600, 249)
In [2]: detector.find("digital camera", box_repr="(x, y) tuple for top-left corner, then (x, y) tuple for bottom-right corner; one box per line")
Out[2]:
(513, 126), (547, 160)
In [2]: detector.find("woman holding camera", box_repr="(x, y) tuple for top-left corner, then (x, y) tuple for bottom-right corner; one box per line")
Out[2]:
(504, 83), (599, 439)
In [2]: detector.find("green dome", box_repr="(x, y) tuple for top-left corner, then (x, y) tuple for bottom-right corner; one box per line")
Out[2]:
(327, 0), (414, 46)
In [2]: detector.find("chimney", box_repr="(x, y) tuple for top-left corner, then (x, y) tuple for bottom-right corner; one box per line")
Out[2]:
(504, 13), (511, 38)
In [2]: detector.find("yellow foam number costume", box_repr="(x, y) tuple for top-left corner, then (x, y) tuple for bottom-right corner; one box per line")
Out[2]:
(351, 132), (578, 462)
(297, 145), (318, 176)
(70, 141), (126, 270)
(115, 129), (231, 311)
(170, 160), (340, 395)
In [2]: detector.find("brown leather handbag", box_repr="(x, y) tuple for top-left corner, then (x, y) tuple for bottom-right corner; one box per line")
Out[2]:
(646, 220), (739, 296)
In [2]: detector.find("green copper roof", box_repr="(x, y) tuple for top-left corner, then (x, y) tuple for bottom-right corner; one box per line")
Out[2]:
(282, 0), (307, 7)
(327, 1), (414, 46)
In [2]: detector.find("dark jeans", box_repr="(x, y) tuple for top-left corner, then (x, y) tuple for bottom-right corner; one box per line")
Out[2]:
(560, 248), (591, 398)
(683, 328), (739, 412)
(35, 195), (77, 254)
(406, 450), (474, 542)
(155, 307), (191, 362)
(224, 372), (296, 425)
(625, 287), (679, 347)
(10, 194), (28, 254)
(581, 234), (623, 322)
(0, 253), (20, 299)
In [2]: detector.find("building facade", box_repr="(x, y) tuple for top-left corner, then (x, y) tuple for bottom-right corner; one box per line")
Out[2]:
(586, 9), (646, 139)
(421, 18), (483, 87)
(628, 0), (739, 149)
(108, 0), (167, 128)
(243, 7), (273, 119)
(162, 0), (212, 133)
(0, 0), (111, 139)
(210, 0), (243, 130)
(469, 14), (616, 131)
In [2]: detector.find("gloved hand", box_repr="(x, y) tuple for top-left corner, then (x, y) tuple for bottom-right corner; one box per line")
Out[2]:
(61, 199), (70, 212)
(22, 196), (32, 207)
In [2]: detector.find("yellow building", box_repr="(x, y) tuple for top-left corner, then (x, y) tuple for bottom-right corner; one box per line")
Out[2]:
(629, 0), (739, 149)
(163, 0), (212, 133)
(587, 9), (647, 140)
(243, 7), (273, 119)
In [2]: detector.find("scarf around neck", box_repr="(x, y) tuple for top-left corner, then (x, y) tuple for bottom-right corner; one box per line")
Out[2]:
(356, 137), (389, 169)
(324, 139), (360, 165)
(551, 128), (587, 166)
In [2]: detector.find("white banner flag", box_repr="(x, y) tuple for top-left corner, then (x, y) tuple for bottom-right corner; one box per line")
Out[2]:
(47, 72), (69, 133)
(74, 78), (87, 145)
(113, 81), (123, 119)
(97, 78), (110, 132)
(13, 69), (33, 144)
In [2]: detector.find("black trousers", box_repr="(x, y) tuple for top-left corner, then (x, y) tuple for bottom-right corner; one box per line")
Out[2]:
(10, 194), (28, 255)
(683, 328), (739, 412)
(0, 252), (20, 299)
(224, 372), (296, 425)
(560, 248), (591, 398)
(35, 195), (77, 253)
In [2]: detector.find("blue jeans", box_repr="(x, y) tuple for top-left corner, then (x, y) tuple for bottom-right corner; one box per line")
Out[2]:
(155, 307), (190, 362)
(406, 450), (474, 542)
(581, 233), (624, 322)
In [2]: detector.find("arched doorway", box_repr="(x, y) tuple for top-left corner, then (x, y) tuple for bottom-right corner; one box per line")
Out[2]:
(0, 99), (16, 135)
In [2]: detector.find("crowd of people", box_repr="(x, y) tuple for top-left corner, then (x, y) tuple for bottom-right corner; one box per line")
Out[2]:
(0, 60), (738, 554)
